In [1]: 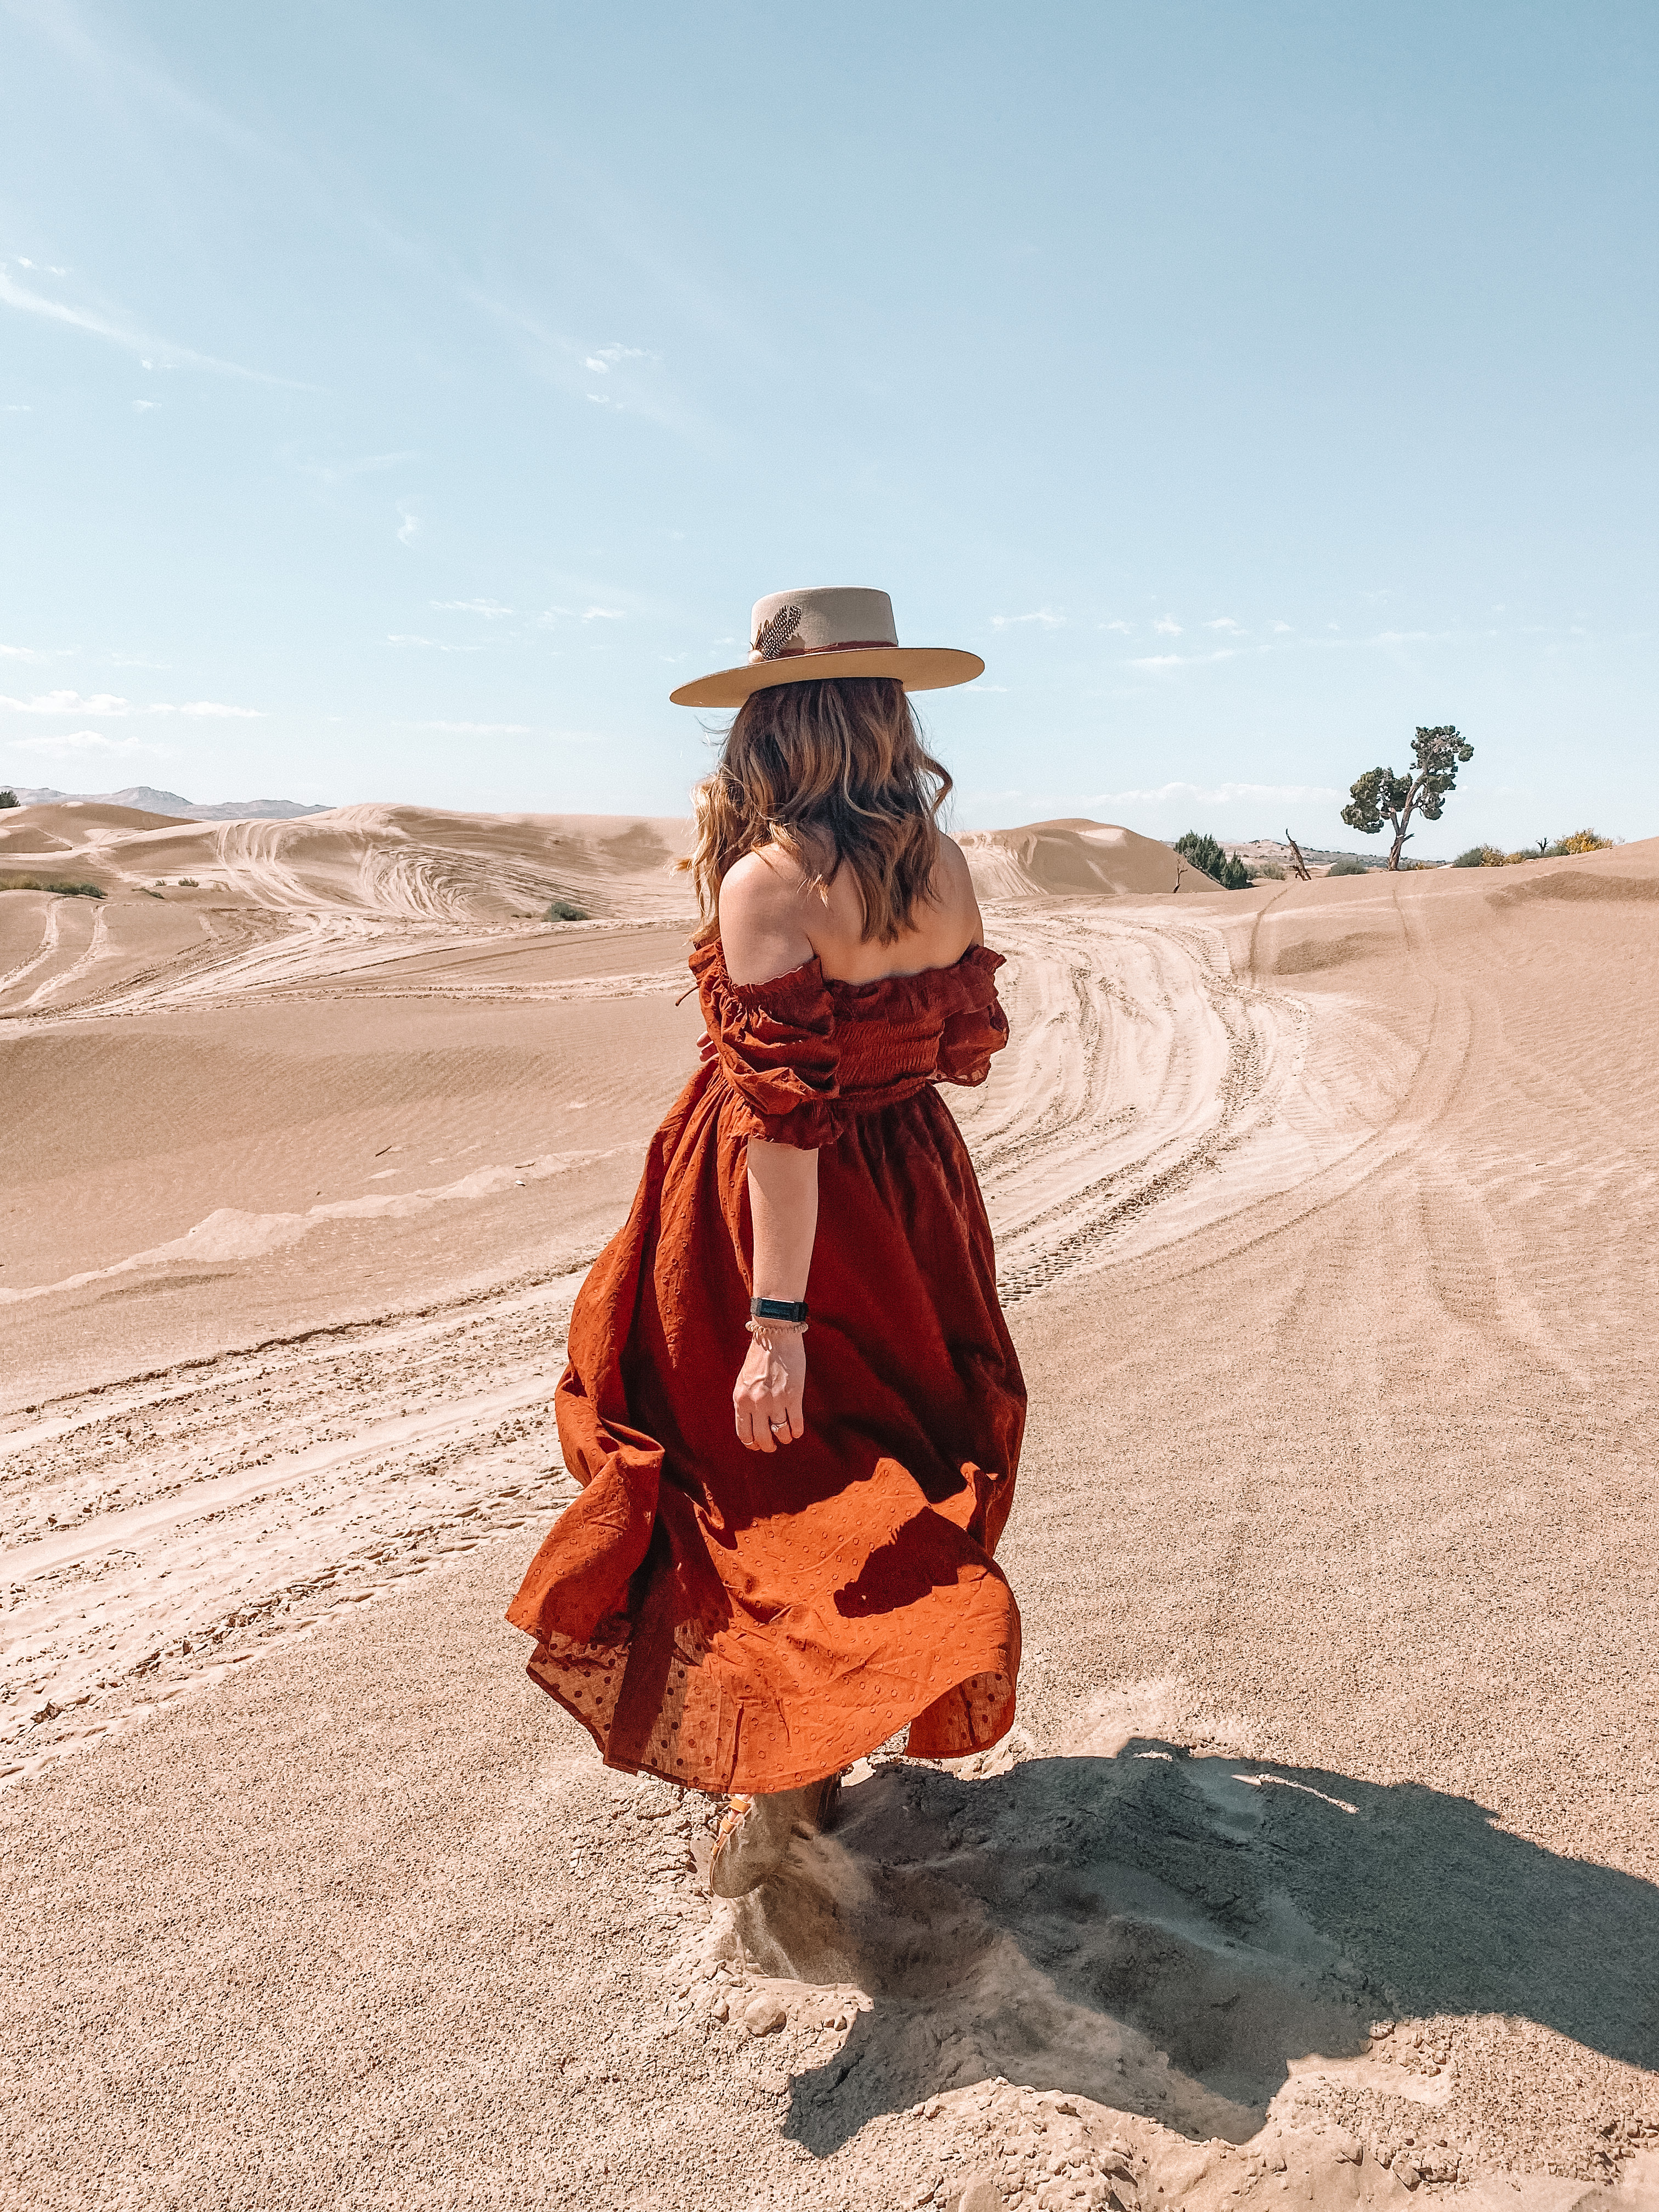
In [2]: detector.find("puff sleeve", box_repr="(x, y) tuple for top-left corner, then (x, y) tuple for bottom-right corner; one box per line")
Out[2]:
(691, 941), (843, 1149)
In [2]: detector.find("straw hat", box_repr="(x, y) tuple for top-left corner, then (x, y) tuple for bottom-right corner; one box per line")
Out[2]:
(669, 586), (984, 709)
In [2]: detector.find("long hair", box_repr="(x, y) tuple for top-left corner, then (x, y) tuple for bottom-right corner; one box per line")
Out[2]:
(686, 676), (953, 946)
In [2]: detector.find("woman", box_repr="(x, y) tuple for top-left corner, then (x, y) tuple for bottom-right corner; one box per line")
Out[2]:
(507, 586), (1025, 1897)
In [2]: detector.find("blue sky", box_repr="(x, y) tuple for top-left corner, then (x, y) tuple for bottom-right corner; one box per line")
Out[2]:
(2, 2), (1655, 855)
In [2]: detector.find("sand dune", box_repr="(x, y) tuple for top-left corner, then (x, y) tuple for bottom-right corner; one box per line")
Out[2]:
(960, 818), (1222, 899)
(3, 814), (1657, 2210)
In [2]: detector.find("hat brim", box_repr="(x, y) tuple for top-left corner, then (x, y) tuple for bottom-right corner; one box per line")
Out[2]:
(669, 646), (984, 710)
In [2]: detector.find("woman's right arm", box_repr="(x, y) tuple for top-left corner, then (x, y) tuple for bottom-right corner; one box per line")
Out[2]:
(719, 849), (822, 1454)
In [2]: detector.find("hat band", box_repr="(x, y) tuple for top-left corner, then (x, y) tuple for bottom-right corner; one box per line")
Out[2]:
(746, 638), (895, 667)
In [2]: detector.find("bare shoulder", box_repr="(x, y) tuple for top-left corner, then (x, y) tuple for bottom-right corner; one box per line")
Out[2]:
(933, 833), (985, 941)
(718, 845), (818, 985)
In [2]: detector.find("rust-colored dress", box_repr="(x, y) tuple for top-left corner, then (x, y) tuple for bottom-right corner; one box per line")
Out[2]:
(506, 938), (1025, 1794)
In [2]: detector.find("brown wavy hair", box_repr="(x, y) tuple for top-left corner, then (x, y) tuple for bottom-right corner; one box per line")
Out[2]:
(686, 676), (953, 946)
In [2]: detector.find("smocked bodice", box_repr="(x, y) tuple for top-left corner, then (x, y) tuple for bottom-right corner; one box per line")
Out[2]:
(689, 937), (1009, 1148)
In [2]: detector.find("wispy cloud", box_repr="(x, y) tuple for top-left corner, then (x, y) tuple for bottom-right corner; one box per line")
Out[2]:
(1099, 620), (1132, 635)
(431, 599), (514, 619)
(132, 399), (159, 413)
(990, 609), (1065, 630)
(583, 345), (647, 374)
(1152, 615), (1182, 636)
(582, 607), (624, 622)
(387, 634), (485, 653)
(396, 500), (421, 548)
(1269, 620), (1294, 634)
(0, 690), (262, 717)
(1204, 617), (1245, 634)
(0, 266), (294, 385)
(297, 450), (417, 488)
(0, 645), (43, 661)
(5, 729), (170, 759)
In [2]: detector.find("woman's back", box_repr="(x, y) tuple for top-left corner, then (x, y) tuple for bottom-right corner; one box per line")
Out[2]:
(720, 831), (983, 988)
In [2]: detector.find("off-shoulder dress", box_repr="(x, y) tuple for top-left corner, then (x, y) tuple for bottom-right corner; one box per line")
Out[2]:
(506, 937), (1025, 1795)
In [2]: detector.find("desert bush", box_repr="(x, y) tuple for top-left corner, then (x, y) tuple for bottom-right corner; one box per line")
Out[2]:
(546, 898), (588, 922)
(1452, 845), (1505, 867)
(1549, 829), (1612, 855)
(1173, 831), (1252, 889)
(177, 877), (200, 888)
(0, 877), (105, 897)
(0, 788), (18, 808)
(1251, 863), (1285, 881)
(1326, 856), (1367, 877)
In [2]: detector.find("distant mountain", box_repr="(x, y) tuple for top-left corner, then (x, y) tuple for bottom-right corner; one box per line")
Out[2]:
(2, 784), (331, 821)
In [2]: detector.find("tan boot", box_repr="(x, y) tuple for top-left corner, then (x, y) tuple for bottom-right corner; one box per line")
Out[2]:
(708, 1774), (840, 1899)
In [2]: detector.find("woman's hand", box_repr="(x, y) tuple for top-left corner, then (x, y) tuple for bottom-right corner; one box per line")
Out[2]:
(733, 1331), (806, 1452)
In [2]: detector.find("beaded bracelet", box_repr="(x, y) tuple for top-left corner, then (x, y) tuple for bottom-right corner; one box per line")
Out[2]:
(745, 1316), (808, 1340)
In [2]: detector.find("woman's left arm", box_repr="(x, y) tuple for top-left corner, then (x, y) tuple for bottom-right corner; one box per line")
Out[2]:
(732, 1136), (816, 1453)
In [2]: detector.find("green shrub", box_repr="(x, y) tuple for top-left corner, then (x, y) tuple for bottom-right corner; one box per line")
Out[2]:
(545, 898), (588, 922)
(0, 876), (105, 897)
(1452, 845), (1504, 867)
(0, 788), (18, 809)
(177, 877), (200, 888)
(1549, 829), (1613, 855)
(1326, 856), (1368, 877)
(1251, 863), (1285, 881)
(1173, 831), (1252, 889)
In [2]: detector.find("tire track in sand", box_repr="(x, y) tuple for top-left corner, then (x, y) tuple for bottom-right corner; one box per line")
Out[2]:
(1, 900), (1346, 1787)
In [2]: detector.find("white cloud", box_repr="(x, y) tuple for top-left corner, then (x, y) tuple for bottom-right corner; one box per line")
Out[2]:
(1099, 620), (1132, 635)
(1076, 778), (1342, 809)
(1269, 620), (1294, 634)
(6, 730), (169, 759)
(1, 688), (133, 715)
(132, 399), (159, 413)
(3, 403), (33, 413)
(1128, 649), (1239, 671)
(396, 500), (421, 548)
(1152, 615), (1182, 636)
(408, 720), (537, 736)
(0, 689), (262, 717)
(1204, 617), (1245, 634)
(584, 345), (647, 374)
(585, 393), (611, 406)
(386, 634), (484, 652)
(990, 609), (1065, 630)
(0, 645), (42, 661)
(431, 599), (514, 619)
(582, 606), (624, 622)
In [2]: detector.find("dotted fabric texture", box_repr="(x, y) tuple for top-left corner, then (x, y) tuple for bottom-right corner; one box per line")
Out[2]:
(507, 941), (1026, 1793)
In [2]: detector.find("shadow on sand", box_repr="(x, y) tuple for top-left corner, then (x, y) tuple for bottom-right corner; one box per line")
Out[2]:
(724, 1743), (1659, 2154)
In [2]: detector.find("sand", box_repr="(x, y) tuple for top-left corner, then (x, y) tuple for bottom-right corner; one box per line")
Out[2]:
(2, 810), (1656, 2212)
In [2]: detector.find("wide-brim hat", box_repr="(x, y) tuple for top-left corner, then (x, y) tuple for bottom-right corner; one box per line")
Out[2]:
(669, 586), (984, 709)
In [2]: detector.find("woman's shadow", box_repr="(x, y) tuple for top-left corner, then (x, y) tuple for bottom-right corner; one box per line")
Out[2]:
(723, 1741), (1659, 2153)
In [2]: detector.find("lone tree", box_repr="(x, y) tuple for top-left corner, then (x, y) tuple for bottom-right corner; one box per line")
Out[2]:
(0, 788), (18, 809)
(1341, 726), (1474, 870)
